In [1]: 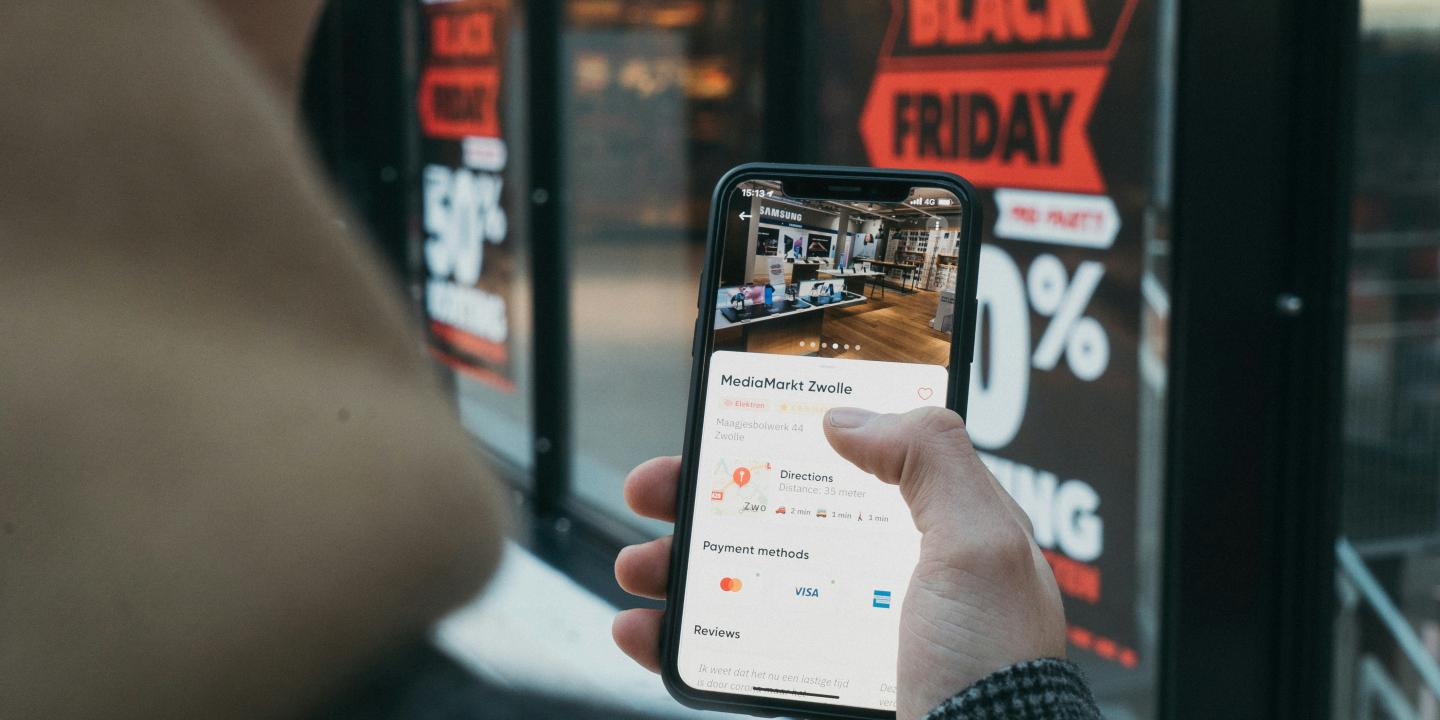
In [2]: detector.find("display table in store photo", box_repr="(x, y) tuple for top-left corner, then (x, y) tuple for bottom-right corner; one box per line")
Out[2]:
(817, 268), (884, 298)
(714, 285), (867, 356)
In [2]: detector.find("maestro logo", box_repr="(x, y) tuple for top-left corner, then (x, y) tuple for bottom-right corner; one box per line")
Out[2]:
(860, 0), (1140, 193)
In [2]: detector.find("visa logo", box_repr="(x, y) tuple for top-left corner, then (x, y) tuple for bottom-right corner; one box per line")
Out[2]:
(794, 587), (820, 598)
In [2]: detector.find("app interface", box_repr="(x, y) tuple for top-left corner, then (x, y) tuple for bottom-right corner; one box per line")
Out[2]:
(679, 180), (965, 712)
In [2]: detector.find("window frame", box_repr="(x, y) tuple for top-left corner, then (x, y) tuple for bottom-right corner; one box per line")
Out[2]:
(1158, 0), (1357, 716)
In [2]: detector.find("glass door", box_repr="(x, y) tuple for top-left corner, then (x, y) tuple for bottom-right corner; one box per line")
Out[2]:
(1333, 3), (1440, 716)
(561, 0), (768, 534)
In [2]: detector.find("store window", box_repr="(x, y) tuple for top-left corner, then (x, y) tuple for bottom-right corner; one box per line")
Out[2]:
(403, 1), (1180, 712)
(1333, 3), (1440, 716)
(414, 0), (537, 476)
(562, 0), (767, 534)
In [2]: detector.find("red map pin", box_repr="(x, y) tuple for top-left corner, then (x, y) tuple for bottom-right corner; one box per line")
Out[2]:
(732, 467), (751, 487)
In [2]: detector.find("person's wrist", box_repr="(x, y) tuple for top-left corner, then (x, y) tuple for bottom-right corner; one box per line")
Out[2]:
(919, 658), (1098, 720)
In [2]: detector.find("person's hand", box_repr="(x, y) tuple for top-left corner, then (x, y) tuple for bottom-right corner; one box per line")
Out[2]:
(610, 455), (682, 674)
(820, 407), (1067, 718)
(611, 407), (1066, 720)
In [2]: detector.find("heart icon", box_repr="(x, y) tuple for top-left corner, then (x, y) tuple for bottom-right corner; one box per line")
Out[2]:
(916, 387), (934, 400)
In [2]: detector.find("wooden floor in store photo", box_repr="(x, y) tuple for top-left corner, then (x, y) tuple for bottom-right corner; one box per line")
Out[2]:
(820, 287), (952, 367)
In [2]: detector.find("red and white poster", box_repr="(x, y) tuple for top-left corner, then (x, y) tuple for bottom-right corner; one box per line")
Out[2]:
(820, 0), (1167, 710)
(859, 0), (1138, 193)
(418, 0), (516, 392)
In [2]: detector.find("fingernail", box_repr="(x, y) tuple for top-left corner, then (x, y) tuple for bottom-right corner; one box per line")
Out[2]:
(826, 407), (876, 429)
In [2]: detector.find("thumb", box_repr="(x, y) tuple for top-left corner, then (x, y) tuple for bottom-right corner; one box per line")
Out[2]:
(822, 406), (1008, 536)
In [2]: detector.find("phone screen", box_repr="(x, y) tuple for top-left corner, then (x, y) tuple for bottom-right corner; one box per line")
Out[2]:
(676, 178), (969, 713)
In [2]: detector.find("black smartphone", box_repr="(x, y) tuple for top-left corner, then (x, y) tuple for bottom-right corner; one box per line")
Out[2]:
(663, 163), (982, 718)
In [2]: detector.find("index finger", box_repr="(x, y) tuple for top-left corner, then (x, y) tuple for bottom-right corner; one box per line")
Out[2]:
(622, 455), (682, 522)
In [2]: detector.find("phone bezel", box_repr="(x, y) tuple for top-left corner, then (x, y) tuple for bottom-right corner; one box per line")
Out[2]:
(661, 163), (984, 719)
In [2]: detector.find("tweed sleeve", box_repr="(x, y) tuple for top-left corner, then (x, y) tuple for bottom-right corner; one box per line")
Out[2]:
(921, 659), (1101, 720)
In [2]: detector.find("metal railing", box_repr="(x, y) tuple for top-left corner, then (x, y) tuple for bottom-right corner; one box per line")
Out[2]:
(1334, 537), (1440, 719)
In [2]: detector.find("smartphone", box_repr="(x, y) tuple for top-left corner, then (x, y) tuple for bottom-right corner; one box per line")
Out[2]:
(664, 163), (982, 718)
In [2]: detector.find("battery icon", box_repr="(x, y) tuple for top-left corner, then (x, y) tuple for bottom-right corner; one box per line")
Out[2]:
(937, 198), (954, 206)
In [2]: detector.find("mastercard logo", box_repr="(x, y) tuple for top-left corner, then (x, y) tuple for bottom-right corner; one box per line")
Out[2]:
(719, 577), (744, 592)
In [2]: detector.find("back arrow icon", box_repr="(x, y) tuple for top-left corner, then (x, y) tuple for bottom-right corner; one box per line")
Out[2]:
(739, 212), (751, 221)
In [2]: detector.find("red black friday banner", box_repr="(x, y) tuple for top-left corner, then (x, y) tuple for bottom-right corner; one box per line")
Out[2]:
(417, 0), (516, 393)
(860, 0), (1138, 193)
(818, 0), (1165, 704)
